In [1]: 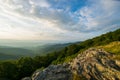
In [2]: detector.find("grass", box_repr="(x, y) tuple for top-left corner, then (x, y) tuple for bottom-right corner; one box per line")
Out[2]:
(97, 41), (120, 60)
(64, 41), (120, 63)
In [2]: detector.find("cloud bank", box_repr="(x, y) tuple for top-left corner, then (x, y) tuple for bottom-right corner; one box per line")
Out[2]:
(0, 0), (120, 42)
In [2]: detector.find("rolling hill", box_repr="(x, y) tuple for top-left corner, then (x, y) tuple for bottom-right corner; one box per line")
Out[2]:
(0, 43), (73, 60)
(0, 53), (18, 60)
(32, 43), (73, 55)
(0, 46), (34, 60)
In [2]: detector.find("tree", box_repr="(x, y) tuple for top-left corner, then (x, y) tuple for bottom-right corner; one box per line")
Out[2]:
(17, 57), (35, 78)
(0, 62), (18, 80)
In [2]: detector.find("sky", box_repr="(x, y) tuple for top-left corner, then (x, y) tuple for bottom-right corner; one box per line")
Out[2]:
(0, 0), (120, 42)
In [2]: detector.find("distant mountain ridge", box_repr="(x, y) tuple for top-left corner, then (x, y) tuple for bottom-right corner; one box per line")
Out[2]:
(0, 46), (34, 60)
(33, 43), (74, 55)
(0, 43), (73, 60)
(0, 53), (18, 60)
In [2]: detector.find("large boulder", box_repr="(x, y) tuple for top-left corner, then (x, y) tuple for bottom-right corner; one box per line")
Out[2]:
(32, 63), (72, 80)
(69, 48), (120, 80)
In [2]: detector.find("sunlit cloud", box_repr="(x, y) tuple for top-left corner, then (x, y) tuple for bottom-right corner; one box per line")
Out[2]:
(0, 0), (119, 42)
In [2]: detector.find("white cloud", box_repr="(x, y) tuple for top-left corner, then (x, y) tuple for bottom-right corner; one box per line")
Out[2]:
(73, 0), (120, 33)
(0, 0), (120, 42)
(0, 0), (64, 40)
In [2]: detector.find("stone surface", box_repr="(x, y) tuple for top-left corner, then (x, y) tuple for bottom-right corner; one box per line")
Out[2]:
(32, 64), (72, 80)
(69, 48), (120, 80)
(22, 48), (120, 80)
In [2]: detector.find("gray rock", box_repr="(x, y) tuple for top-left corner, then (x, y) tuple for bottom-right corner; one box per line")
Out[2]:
(21, 77), (31, 80)
(32, 64), (72, 80)
(70, 48), (120, 80)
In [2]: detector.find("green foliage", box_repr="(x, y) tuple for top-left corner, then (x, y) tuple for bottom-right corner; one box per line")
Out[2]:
(97, 41), (120, 60)
(0, 54), (57, 80)
(0, 61), (18, 80)
(36, 67), (45, 71)
(73, 74), (86, 80)
(51, 44), (81, 64)
(81, 29), (120, 47)
(64, 55), (76, 63)
(17, 57), (35, 78)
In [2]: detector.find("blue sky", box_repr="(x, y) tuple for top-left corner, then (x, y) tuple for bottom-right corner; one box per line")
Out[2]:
(0, 0), (120, 42)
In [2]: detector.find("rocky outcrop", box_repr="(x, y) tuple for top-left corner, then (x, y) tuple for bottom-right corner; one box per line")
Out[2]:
(22, 48), (120, 80)
(70, 48), (120, 80)
(32, 64), (72, 80)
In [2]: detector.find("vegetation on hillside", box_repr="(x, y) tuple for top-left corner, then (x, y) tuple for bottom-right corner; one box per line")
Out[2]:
(34, 43), (73, 55)
(97, 41), (120, 60)
(0, 28), (120, 80)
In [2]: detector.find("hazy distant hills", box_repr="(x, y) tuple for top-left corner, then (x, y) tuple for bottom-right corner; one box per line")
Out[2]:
(0, 53), (18, 60)
(0, 46), (34, 55)
(32, 43), (73, 55)
(0, 43), (73, 60)
(0, 46), (34, 60)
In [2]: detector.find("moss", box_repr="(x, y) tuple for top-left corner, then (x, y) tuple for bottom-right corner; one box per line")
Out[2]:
(73, 73), (86, 80)
(36, 67), (45, 71)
